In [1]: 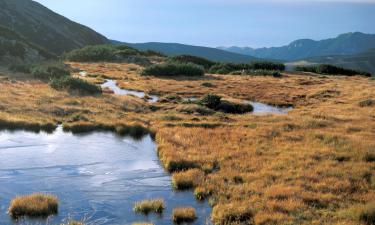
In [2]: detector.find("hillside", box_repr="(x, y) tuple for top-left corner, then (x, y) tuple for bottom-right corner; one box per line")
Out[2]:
(287, 49), (375, 75)
(112, 41), (259, 63)
(220, 32), (375, 61)
(0, 25), (55, 64)
(0, 0), (109, 56)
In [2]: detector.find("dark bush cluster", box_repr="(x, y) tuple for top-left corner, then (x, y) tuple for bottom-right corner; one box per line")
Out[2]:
(295, 64), (371, 77)
(199, 94), (253, 114)
(64, 45), (163, 62)
(50, 76), (102, 95)
(169, 55), (215, 70)
(142, 62), (205, 77)
(208, 61), (285, 75)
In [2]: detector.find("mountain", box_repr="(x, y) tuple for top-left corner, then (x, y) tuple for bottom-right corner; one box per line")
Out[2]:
(0, 25), (55, 64)
(0, 0), (109, 56)
(112, 41), (260, 63)
(219, 32), (375, 61)
(287, 49), (375, 75)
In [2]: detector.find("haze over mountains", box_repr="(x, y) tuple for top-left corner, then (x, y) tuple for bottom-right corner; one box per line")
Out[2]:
(219, 32), (375, 61)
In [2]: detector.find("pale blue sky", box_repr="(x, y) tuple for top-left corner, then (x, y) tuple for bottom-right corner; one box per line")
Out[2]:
(34, 0), (375, 48)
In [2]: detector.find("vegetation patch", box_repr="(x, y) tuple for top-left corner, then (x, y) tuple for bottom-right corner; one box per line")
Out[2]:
(169, 55), (215, 70)
(295, 64), (371, 77)
(172, 207), (197, 224)
(142, 62), (205, 77)
(0, 119), (56, 133)
(209, 61), (285, 75)
(359, 99), (375, 107)
(172, 169), (205, 190)
(212, 203), (254, 225)
(50, 77), (102, 95)
(61, 221), (84, 225)
(133, 199), (165, 214)
(199, 94), (253, 114)
(8, 193), (58, 218)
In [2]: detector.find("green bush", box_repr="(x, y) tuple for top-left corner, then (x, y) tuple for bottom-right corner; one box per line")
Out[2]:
(142, 62), (205, 77)
(295, 64), (371, 77)
(50, 77), (102, 95)
(209, 61), (285, 75)
(200, 94), (222, 109)
(30, 63), (70, 80)
(199, 94), (253, 114)
(169, 55), (215, 70)
(217, 101), (254, 114)
(242, 70), (282, 77)
(64, 45), (163, 62)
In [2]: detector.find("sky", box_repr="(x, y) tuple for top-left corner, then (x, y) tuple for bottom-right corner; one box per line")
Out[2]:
(34, 0), (375, 48)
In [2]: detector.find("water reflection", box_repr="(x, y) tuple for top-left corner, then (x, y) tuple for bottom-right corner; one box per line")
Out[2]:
(0, 127), (211, 225)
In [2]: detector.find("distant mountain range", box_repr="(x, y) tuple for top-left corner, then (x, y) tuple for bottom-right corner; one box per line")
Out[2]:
(112, 41), (259, 63)
(287, 48), (375, 75)
(0, 0), (108, 63)
(219, 32), (375, 61)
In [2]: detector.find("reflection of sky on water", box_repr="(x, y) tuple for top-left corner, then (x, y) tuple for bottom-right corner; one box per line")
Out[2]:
(0, 127), (211, 225)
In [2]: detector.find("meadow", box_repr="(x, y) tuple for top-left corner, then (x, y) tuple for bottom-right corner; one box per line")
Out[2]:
(0, 60), (374, 224)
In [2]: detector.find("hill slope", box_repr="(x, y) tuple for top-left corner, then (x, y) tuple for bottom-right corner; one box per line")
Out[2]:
(0, 25), (55, 64)
(220, 32), (375, 61)
(0, 0), (109, 56)
(287, 49), (375, 75)
(112, 41), (260, 63)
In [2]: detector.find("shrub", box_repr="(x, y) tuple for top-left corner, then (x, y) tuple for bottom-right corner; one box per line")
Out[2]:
(209, 61), (285, 75)
(217, 101), (253, 114)
(243, 70), (282, 78)
(142, 62), (205, 77)
(172, 207), (197, 224)
(169, 55), (215, 70)
(65, 45), (117, 62)
(295, 64), (371, 77)
(9, 63), (33, 73)
(250, 61), (285, 71)
(8, 193), (58, 218)
(359, 202), (375, 225)
(200, 94), (222, 109)
(359, 99), (375, 107)
(212, 203), (254, 225)
(172, 169), (205, 190)
(133, 199), (165, 214)
(50, 77), (102, 95)
(31, 63), (70, 80)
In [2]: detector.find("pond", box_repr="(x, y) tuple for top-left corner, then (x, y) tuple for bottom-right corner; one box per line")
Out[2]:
(101, 80), (159, 103)
(0, 127), (211, 225)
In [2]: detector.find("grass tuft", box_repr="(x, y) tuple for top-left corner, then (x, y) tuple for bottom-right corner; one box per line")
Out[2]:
(172, 207), (197, 224)
(359, 202), (375, 225)
(8, 193), (58, 218)
(172, 169), (205, 190)
(133, 199), (165, 214)
(212, 203), (254, 225)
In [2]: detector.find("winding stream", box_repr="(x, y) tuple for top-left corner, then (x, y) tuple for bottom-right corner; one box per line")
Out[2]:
(0, 127), (211, 225)
(101, 80), (159, 103)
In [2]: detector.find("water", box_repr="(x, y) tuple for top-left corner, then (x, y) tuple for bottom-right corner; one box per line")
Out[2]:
(245, 101), (292, 115)
(79, 71), (87, 77)
(101, 80), (159, 103)
(0, 127), (211, 225)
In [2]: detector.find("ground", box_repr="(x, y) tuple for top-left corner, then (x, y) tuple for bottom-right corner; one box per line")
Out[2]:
(0, 62), (374, 225)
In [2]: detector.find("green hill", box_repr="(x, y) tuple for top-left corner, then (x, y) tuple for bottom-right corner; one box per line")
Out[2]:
(0, 0), (109, 56)
(112, 41), (260, 63)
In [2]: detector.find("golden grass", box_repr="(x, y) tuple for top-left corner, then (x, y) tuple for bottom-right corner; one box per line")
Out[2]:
(133, 198), (165, 214)
(1, 62), (375, 224)
(172, 207), (197, 224)
(8, 193), (58, 218)
(61, 221), (84, 225)
(172, 169), (205, 190)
